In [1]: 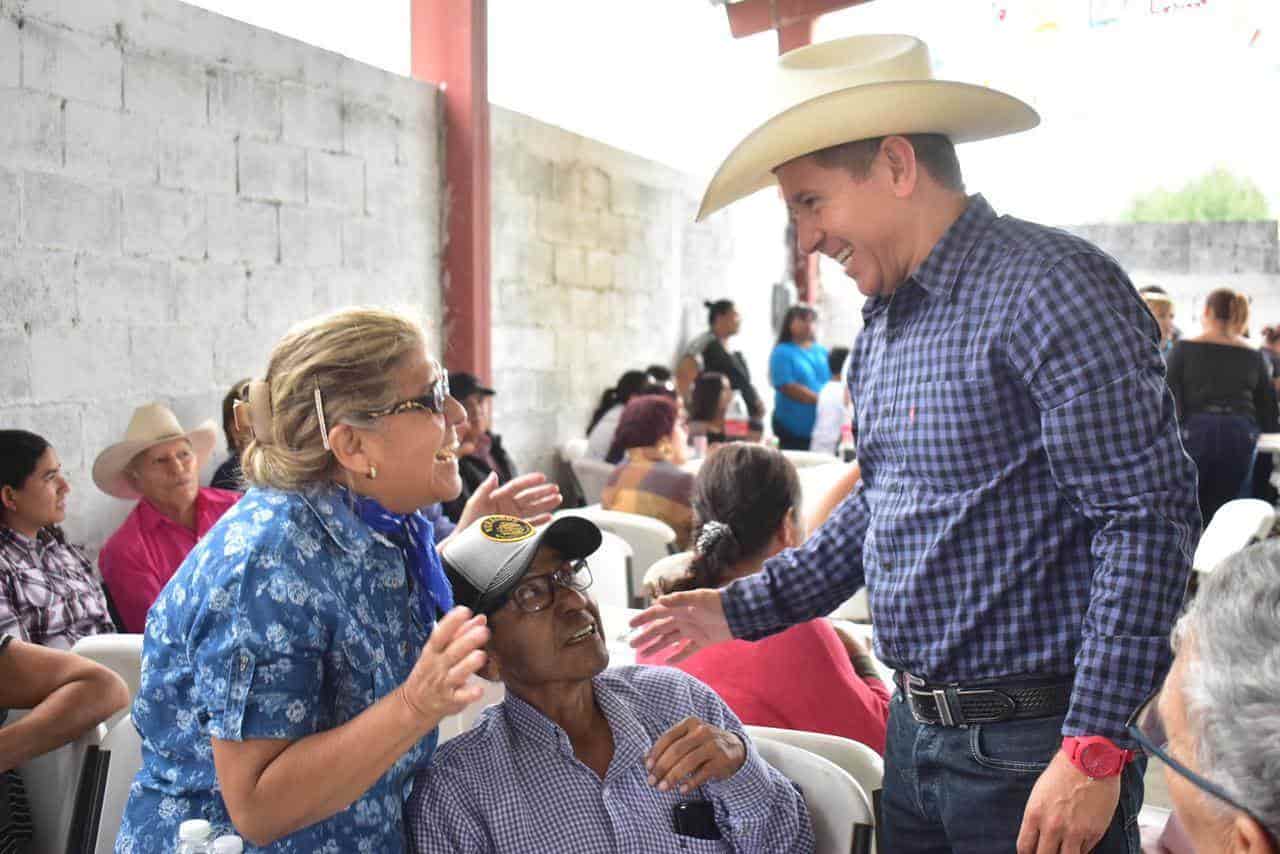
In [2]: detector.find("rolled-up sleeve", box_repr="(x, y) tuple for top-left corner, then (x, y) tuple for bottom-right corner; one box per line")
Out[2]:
(1005, 251), (1200, 740)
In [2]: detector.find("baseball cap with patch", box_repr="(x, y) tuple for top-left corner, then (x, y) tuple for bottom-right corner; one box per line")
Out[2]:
(442, 515), (603, 615)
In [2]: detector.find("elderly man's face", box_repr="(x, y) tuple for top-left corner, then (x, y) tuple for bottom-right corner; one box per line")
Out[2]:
(129, 438), (199, 510)
(483, 546), (608, 689)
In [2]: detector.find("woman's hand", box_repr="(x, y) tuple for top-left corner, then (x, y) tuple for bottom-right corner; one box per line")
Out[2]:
(398, 607), (490, 726)
(456, 472), (562, 530)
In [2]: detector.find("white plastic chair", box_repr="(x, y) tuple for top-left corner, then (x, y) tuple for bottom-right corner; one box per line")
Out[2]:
(829, 587), (871, 623)
(746, 725), (883, 817)
(72, 634), (144, 728)
(437, 678), (507, 744)
(569, 458), (615, 506)
(589, 530), (635, 612)
(782, 449), (842, 469)
(94, 715), (144, 853)
(642, 551), (694, 599)
(754, 737), (875, 854)
(556, 506), (678, 606)
(8, 708), (107, 854)
(559, 437), (589, 463)
(1193, 498), (1275, 574)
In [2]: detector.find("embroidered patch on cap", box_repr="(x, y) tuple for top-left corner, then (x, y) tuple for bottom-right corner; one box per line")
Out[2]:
(479, 515), (535, 543)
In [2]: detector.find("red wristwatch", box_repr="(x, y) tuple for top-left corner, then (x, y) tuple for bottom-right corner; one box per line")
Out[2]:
(1061, 736), (1134, 779)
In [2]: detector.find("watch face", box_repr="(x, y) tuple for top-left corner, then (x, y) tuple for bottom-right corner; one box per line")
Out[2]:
(1081, 743), (1118, 777)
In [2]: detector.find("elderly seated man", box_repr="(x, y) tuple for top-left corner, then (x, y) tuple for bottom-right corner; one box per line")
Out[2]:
(94, 403), (239, 632)
(407, 515), (814, 853)
(1130, 540), (1280, 854)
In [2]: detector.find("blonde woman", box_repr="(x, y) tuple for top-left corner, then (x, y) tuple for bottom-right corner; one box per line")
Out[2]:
(116, 308), (560, 852)
(1167, 289), (1279, 523)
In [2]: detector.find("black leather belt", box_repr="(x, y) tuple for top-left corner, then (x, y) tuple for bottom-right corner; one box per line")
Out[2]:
(896, 672), (1072, 727)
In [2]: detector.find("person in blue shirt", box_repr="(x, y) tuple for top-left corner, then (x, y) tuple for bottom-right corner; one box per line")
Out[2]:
(115, 307), (560, 853)
(631, 34), (1199, 854)
(407, 514), (813, 854)
(768, 305), (830, 450)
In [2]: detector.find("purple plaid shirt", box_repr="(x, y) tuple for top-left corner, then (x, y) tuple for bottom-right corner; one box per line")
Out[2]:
(0, 526), (115, 647)
(723, 195), (1200, 741)
(407, 665), (814, 853)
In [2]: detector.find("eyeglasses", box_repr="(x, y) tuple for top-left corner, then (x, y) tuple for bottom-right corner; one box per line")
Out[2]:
(364, 366), (451, 420)
(1127, 689), (1278, 844)
(504, 560), (593, 614)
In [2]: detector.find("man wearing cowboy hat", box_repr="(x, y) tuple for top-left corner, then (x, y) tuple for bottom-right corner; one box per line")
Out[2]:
(631, 34), (1199, 854)
(95, 403), (240, 632)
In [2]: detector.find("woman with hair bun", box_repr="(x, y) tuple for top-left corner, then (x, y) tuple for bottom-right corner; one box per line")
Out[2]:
(636, 443), (889, 753)
(116, 307), (560, 852)
(1167, 288), (1279, 524)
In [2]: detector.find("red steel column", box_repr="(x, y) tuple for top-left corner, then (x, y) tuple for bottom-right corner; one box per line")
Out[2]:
(411, 0), (491, 380)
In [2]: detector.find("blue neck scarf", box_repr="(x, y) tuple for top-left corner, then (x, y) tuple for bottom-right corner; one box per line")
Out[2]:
(347, 491), (454, 624)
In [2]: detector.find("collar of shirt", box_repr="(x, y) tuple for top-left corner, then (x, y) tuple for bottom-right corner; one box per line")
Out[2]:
(0, 525), (61, 556)
(499, 675), (650, 777)
(861, 193), (998, 322)
(298, 486), (376, 559)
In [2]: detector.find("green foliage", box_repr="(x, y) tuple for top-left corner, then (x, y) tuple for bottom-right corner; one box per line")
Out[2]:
(1124, 168), (1271, 223)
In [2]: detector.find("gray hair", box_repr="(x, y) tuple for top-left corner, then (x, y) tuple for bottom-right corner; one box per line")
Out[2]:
(1173, 540), (1280, 836)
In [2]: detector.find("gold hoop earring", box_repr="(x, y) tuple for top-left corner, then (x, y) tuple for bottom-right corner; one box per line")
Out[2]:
(368, 464), (378, 480)
(657, 440), (673, 460)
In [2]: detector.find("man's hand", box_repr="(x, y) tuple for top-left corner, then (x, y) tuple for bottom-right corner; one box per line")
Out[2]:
(628, 589), (732, 663)
(646, 717), (746, 794)
(457, 472), (562, 530)
(1016, 749), (1122, 854)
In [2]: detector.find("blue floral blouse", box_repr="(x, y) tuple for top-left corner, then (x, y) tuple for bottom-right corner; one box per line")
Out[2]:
(115, 486), (437, 853)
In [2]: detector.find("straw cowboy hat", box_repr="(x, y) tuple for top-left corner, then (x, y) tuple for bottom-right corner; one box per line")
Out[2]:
(92, 403), (217, 500)
(697, 33), (1040, 221)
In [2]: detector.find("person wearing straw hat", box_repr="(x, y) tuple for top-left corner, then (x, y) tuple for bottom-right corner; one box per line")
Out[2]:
(94, 402), (240, 633)
(630, 34), (1200, 854)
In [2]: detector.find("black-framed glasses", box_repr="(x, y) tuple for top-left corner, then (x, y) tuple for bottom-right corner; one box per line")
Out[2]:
(1127, 689), (1278, 844)
(364, 366), (450, 420)
(505, 560), (593, 614)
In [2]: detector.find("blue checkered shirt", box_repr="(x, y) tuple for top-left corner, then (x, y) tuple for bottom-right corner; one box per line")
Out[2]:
(723, 195), (1200, 741)
(406, 665), (814, 853)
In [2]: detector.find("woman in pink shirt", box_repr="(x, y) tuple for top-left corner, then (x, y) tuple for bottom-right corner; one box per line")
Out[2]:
(637, 443), (889, 752)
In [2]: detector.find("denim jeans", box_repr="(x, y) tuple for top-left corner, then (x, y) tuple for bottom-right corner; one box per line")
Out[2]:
(880, 691), (1145, 853)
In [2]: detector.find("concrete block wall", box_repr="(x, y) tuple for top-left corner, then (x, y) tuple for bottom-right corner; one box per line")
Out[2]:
(0, 0), (443, 553)
(1063, 220), (1280, 341)
(489, 106), (782, 476)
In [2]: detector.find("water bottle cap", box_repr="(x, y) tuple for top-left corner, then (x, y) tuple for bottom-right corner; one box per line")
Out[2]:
(178, 819), (212, 840)
(211, 836), (244, 854)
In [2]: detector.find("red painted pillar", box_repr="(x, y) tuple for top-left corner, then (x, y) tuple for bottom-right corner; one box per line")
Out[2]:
(411, 0), (491, 381)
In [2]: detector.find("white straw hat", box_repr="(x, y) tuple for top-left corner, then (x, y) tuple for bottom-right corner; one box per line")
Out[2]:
(697, 33), (1040, 221)
(92, 403), (217, 500)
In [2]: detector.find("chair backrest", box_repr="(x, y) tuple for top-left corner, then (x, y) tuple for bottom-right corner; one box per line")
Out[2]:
(590, 530), (635, 611)
(569, 458), (615, 506)
(782, 449), (841, 469)
(557, 506), (678, 606)
(754, 737), (875, 854)
(71, 634), (144, 729)
(437, 679), (507, 744)
(642, 551), (694, 599)
(1193, 498), (1276, 573)
(746, 725), (883, 812)
(9, 708), (107, 854)
(95, 715), (144, 854)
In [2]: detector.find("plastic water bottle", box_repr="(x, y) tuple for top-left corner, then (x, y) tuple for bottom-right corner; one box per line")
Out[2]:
(210, 836), (244, 854)
(838, 422), (856, 462)
(724, 392), (750, 439)
(175, 819), (212, 853)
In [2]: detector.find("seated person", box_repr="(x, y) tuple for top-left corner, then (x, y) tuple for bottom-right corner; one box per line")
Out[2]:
(601, 396), (695, 549)
(809, 346), (851, 456)
(94, 404), (240, 632)
(1129, 540), (1280, 854)
(442, 372), (519, 523)
(407, 515), (814, 853)
(687, 371), (733, 448)
(210, 378), (252, 491)
(586, 370), (650, 460)
(1, 430), (115, 648)
(646, 364), (674, 386)
(638, 444), (889, 752)
(1, 634), (130, 852)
